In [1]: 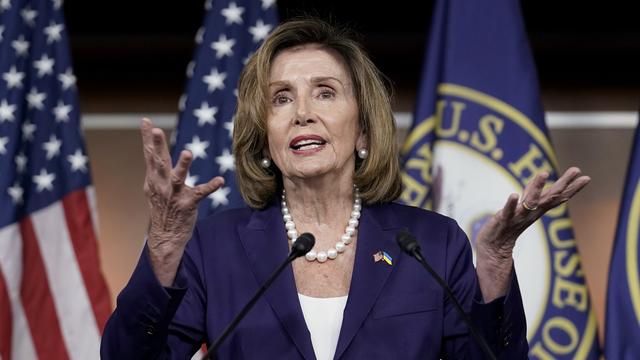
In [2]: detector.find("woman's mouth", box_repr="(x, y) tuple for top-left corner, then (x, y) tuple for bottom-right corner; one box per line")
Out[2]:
(289, 135), (327, 154)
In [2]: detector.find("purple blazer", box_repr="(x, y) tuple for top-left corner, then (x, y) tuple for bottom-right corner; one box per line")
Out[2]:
(101, 202), (528, 359)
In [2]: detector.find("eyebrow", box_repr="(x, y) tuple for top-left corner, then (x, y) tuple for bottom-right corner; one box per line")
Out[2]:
(268, 76), (345, 88)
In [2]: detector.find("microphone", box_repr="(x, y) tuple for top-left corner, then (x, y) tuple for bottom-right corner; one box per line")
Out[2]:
(396, 229), (497, 360)
(201, 233), (315, 360)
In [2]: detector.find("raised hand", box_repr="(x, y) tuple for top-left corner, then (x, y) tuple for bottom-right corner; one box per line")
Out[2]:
(140, 118), (224, 286)
(474, 167), (591, 302)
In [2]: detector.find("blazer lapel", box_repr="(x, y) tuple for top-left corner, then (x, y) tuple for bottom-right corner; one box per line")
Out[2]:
(237, 203), (316, 360)
(334, 205), (402, 359)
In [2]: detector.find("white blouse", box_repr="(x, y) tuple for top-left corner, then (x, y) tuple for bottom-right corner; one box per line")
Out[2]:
(298, 293), (348, 360)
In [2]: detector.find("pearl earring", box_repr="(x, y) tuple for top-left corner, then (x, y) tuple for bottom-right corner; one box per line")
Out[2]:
(260, 157), (271, 168)
(357, 148), (368, 159)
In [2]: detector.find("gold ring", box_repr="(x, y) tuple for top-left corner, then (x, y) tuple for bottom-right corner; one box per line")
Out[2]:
(522, 201), (538, 211)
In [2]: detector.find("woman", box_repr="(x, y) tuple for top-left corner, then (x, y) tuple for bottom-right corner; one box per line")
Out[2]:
(101, 19), (590, 359)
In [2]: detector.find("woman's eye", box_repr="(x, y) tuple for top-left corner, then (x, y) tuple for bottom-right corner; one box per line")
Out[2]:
(272, 94), (291, 105)
(318, 89), (335, 99)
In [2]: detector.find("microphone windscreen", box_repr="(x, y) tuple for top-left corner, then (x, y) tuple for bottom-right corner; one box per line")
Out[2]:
(292, 232), (315, 257)
(396, 228), (420, 255)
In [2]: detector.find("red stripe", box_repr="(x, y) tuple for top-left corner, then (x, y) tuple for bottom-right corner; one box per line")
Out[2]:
(20, 218), (70, 360)
(0, 267), (12, 360)
(61, 190), (112, 333)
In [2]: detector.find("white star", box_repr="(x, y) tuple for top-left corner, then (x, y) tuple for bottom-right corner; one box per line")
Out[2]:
(185, 136), (210, 160)
(53, 0), (62, 10)
(67, 149), (88, 172)
(53, 100), (72, 122)
(2, 66), (24, 89)
(193, 102), (218, 126)
(33, 168), (56, 192)
(221, 2), (244, 25)
(8, 183), (23, 204)
(261, 0), (276, 10)
(209, 186), (231, 208)
(178, 93), (187, 111)
(20, 6), (37, 27)
(27, 88), (46, 109)
(44, 21), (64, 43)
(204, 0), (212, 10)
(11, 36), (29, 56)
(223, 120), (234, 139)
(185, 172), (199, 187)
(0, 0), (11, 12)
(34, 54), (55, 77)
(203, 68), (226, 92)
(15, 152), (27, 172)
(249, 20), (272, 43)
(195, 27), (205, 44)
(0, 26), (4, 42)
(0, 99), (16, 122)
(215, 148), (235, 173)
(22, 120), (36, 141)
(211, 34), (235, 58)
(42, 135), (62, 160)
(185, 60), (195, 78)
(0, 136), (8, 154)
(58, 68), (76, 90)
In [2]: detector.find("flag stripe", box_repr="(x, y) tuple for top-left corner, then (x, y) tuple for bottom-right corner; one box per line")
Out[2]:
(62, 189), (111, 332)
(0, 225), (38, 360)
(31, 202), (101, 360)
(19, 218), (70, 360)
(0, 267), (11, 360)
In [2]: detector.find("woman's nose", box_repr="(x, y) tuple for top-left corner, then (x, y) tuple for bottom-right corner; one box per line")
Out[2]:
(294, 97), (315, 126)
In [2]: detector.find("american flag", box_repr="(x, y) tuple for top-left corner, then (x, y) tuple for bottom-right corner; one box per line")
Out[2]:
(0, 0), (111, 359)
(172, 0), (278, 218)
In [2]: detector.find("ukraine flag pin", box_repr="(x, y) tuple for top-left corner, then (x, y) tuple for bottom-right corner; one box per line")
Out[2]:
(373, 250), (393, 265)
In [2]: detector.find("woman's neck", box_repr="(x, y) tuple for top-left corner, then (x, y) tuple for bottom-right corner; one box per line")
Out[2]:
(282, 175), (355, 226)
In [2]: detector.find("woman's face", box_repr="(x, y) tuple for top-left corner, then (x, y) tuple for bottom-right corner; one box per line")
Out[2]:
(266, 44), (365, 182)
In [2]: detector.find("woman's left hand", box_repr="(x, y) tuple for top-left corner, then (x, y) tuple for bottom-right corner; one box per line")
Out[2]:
(475, 167), (591, 302)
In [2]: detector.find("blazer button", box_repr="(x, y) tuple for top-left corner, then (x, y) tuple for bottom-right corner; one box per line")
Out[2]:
(146, 325), (155, 335)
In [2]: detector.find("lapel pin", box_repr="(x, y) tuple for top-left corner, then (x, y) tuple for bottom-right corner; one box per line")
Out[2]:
(373, 250), (393, 265)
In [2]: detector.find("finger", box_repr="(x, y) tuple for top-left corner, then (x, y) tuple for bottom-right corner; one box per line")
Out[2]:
(172, 150), (193, 188)
(193, 176), (225, 201)
(560, 175), (591, 200)
(521, 171), (549, 209)
(151, 127), (172, 178)
(502, 193), (519, 219)
(140, 118), (157, 170)
(545, 167), (582, 197)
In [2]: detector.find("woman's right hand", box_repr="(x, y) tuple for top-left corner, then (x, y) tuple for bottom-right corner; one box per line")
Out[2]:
(140, 118), (225, 286)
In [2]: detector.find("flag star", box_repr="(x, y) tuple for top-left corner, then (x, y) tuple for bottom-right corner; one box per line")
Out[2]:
(44, 21), (64, 43)
(3, 66), (24, 89)
(178, 93), (187, 111)
(58, 68), (76, 90)
(185, 136), (210, 159)
(33, 168), (56, 192)
(249, 20), (273, 43)
(186, 61), (195, 78)
(27, 88), (46, 109)
(211, 34), (235, 58)
(53, 100), (72, 122)
(11, 36), (30, 56)
(0, 99), (16, 122)
(0, 0), (10, 12)
(215, 148), (235, 173)
(261, 0), (276, 10)
(204, 0), (212, 10)
(221, 2), (245, 25)
(193, 102), (218, 126)
(223, 120), (234, 139)
(15, 152), (27, 172)
(185, 172), (199, 187)
(20, 6), (37, 27)
(67, 149), (88, 172)
(209, 186), (231, 208)
(0, 26), (4, 42)
(8, 183), (23, 204)
(53, 0), (62, 10)
(43, 135), (62, 159)
(195, 27), (205, 44)
(34, 54), (55, 77)
(203, 68), (226, 92)
(22, 120), (36, 141)
(0, 136), (8, 154)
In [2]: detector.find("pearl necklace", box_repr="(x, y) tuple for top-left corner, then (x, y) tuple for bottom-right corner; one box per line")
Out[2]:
(281, 187), (362, 263)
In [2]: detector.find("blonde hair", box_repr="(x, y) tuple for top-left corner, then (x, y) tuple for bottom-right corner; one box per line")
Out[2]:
(234, 18), (402, 209)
